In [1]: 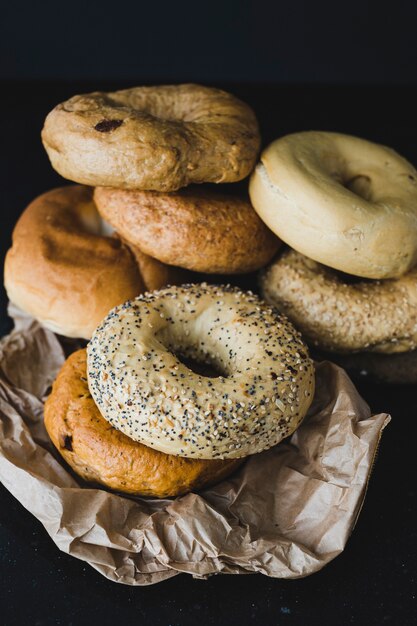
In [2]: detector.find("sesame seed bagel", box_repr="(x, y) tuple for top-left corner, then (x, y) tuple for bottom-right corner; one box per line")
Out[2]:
(250, 131), (417, 279)
(42, 84), (261, 192)
(260, 248), (417, 354)
(4, 186), (184, 339)
(93, 186), (280, 274)
(87, 284), (315, 460)
(44, 349), (243, 497)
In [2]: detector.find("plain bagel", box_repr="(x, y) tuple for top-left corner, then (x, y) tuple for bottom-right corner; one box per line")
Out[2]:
(44, 349), (243, 497)
(4, 186), (183, 339)
(42, 84), (261, 192)
(250, 131), (417, 279)
(94, 186), (280, 273)
(87, 284), (315, 460)
(260, 248), (417, 354)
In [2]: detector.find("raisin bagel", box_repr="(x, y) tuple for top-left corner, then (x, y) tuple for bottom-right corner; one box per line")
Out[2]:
(42, 84), (261, 192)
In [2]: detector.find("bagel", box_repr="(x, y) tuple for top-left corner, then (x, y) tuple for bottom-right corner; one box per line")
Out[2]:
(44, 349), (243, 497)
(87, 284), (315, 460)
(93, 186), (280, 273)
(250, 131), (417, 279)
(125, 241), (191, 291)
(260, 248), (417, 354)
(42, 84), (261, 192)
(4, 186), (183, 339)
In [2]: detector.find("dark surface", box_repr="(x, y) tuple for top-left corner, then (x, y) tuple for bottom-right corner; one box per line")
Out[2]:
(2, 0), (417, 83)
(1, 83), (417, 626)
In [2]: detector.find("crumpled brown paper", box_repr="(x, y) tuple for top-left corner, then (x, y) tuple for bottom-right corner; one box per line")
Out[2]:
(0, 305), (390, 585)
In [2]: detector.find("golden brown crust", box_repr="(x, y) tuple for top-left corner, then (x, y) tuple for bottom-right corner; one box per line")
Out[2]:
(94, 186), (281, 273)
(42, 84), (261, 192)
(4, 186), (144, 339)
(260, 248), (417, 354)
(44, 350), (243, 497)
(4, 186), (187, 339)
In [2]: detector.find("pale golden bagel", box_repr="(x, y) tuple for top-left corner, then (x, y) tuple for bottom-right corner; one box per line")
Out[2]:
(250, 131), (417, 279)
(260, 248), (417, 354)
(87, 284), (315, 460)
(4, 186), (145, 339)
(42, 84), (261, 192)
(44, 349), (243, 497)
(94, 186), (280, 273)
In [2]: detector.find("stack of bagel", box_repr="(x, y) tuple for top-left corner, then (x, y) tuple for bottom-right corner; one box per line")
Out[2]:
(4, 83), (317, 498)
(4, 82), (415, 499)
(5, 84), (281, 340)
(251, 131), (417, 384)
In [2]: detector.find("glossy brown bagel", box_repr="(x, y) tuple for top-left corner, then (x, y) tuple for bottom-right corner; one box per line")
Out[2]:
(4, 186), (183, 339)
(260, 248), (417, 354)
(42, 84), (261, 192)
(44, 350), (243, 497)
(94, 186), (281, 273)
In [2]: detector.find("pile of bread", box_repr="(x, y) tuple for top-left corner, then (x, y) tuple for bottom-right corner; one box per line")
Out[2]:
(4, 83), (417, 498)
(253, 132), (417, 384)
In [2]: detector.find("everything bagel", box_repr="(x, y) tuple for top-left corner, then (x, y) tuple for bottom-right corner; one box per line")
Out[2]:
(4, 186), (183, 339)
(260, 249), (417, 354)
(94, 186), (280, 273)
(87, 284), (315, 460)
(44, 349), (243, 497)
(42, 84), (261, 192)
(250, 131), (417, 279)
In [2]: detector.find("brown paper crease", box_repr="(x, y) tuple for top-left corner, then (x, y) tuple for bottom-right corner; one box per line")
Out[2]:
(0, 306), (390, 585)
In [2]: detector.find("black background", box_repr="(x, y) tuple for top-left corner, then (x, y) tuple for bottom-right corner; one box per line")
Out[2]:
(1, 0), (417, 624)
(1, 0), (417, 83)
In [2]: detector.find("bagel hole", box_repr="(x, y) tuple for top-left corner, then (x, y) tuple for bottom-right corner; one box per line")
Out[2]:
(156, 327), (229, 378)
(344, 175), (372, 200)
(175, 353), (225, 377)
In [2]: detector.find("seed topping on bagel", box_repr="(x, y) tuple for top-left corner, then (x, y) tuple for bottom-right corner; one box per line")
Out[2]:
(87, 284), (314, 459)
(260, 248), (417, 353)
